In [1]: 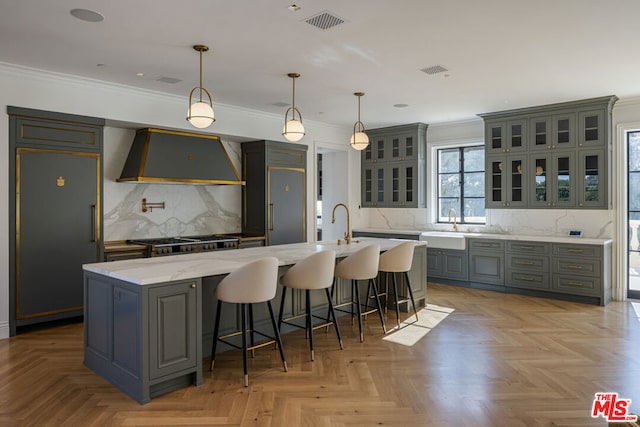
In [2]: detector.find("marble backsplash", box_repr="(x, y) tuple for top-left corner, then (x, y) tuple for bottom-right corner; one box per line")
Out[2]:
(362, 207), (614, 239)
(103, 127), (242, 241)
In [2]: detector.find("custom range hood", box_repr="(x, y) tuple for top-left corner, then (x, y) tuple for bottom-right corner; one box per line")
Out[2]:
(117, 128), (242, 184)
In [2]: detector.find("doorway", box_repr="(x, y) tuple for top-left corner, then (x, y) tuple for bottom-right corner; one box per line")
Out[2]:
(628, 130), (640, 298)
(315, 144), (349, 242)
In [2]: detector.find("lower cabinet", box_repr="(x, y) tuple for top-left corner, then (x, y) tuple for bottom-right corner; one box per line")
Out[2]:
(423, 236), (611, 306)
(84, 273), (203, 404)
(427, 248), (468, 282)
(468, 239), (505, 287)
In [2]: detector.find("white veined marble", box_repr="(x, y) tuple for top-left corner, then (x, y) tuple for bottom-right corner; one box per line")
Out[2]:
(83, 237), (425, 286)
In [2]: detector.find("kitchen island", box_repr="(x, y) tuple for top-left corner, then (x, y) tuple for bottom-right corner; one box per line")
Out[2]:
(82, 238), (427, 404)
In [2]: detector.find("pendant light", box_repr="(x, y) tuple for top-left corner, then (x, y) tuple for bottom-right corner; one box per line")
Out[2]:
(187, 44), (215, 129)
(282, 73), (305, 142)
(350, 92), (369, 150)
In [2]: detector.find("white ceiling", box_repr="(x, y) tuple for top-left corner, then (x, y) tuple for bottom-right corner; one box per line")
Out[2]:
(1, 0), (639, 130)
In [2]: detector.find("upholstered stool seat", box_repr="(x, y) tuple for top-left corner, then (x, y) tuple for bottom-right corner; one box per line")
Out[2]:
(379, 241), (419, 328)
(333, 244), (386, 342)
(210, 257), (287, 387)
(278, 250), (343, 361)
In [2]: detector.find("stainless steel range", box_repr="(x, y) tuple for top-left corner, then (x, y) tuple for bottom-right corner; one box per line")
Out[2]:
(129, 235), (239, 257)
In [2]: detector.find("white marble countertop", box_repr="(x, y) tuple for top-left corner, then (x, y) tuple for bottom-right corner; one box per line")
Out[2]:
(353, 227), (612, 246)
(83, 237), (424, 286)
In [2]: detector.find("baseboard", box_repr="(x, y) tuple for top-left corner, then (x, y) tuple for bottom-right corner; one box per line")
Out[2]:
(0, 321), (10, 339)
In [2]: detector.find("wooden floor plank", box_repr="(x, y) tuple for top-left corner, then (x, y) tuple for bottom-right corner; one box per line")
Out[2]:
(1, 283), (640, 426)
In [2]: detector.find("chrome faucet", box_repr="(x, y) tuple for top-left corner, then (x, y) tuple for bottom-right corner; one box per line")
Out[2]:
(447, 208), (458, 232)
(331, 203), (351, 244)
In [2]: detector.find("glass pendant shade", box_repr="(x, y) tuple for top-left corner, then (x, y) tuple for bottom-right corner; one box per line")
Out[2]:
(186, 45), (215, 129)
(351, 92), (369, 150)
(282, 73), (305, 142)
(350, 131), (369, 150)
(283, 119), (305, 142)
(188, 101), (215, 128)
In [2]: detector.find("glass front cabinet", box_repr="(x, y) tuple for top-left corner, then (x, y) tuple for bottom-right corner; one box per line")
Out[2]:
(361, 123), (427, 208)
(480, 95), (616, 210)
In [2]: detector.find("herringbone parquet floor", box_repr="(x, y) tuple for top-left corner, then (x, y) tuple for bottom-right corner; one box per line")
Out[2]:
(1, 283), (640, 426)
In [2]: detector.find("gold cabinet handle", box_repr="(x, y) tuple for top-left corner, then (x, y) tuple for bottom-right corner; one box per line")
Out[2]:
(191, 284), (196, 289)
(515, 261), (535, 266)
(567, 265), (583, 270)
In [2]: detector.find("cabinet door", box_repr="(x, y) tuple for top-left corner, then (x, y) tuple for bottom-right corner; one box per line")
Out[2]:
(468, 240), (505, 285)
(486, 156), (507, 208)
(427, 249), (468, 281)
(506, 119), (527, 153)
(505, 156), (527, 207)
(486, 121), (506, 155)
(387, 162), (419, 207)
(553, 113), (576, 149)
(362, 142), (374, 164)
(16, 149), (100, 320)
(149, 282), (198, 380)
(577, 149), (607, 208)
(578, 109), (605, 147)
(268, 167), (306, 245)
(362, 166), (375, 207)
(529, 116), (552, 151)
(530, 152), (575, 208)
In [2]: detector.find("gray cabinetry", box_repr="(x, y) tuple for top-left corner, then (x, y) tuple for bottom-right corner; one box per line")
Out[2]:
(427, 248), (468, 282)
(84, 273), (203, 404)
(468, 239), (505, 286)
(8, 106), (104, 334)
(551, 243), (610, 303)
(486, 155), (527, 208)
(506, 240), (551, 291)
(361, 123), (427, 208)
(480, 96), (617, 210)
(242, 140), (307, 245)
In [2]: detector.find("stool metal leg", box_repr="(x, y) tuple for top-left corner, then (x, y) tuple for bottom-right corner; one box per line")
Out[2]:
(241, 303), (249, 387)
(210, 300), (223, 371)
(306, 289), (314, 361)
(267, 301), (288, 372)
(278, 286), (287, 331)
(325, 288), (344, 349)
(392, 272), (401, 328)
(353, 279), (364, 342)
(404, 271), (419, 321)
(248, 304), (255, 358)
(369, 278), (387, 333)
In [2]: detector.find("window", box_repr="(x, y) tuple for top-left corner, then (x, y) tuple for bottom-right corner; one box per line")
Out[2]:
(437, 146), (485, 224)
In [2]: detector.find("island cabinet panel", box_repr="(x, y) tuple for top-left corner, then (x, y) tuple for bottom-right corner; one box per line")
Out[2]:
(242, 140), (307, 246)
(84, 273), (202, 405)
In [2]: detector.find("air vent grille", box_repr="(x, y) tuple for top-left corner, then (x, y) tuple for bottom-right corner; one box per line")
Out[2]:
(420, 65), (448, 75)
(304, 11), (345, 30)
(272, 101), (289, 108)
(156, 76), (182, 84)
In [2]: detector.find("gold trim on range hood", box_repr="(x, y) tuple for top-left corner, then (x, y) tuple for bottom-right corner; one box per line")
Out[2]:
(117, 128), (243, 185)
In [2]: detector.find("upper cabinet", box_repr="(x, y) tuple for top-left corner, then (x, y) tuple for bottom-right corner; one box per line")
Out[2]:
(361, 123), (427, 208)
(480, 96), (617, 210)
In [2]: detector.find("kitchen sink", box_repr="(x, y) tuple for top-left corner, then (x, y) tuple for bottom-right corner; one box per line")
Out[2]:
(419, 231), (468, 250)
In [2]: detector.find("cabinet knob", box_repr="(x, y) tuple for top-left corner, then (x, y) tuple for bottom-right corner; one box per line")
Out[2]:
(191, 284), (196, 289)
(506, 149), (510, 152)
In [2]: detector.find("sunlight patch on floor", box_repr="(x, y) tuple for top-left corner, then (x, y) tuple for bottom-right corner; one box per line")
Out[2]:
(382, 304), (454, 347)
(631, 301), (640, 320)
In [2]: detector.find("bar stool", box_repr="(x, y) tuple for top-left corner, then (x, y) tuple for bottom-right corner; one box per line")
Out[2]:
(333, 244), (386, 342)
(278, 250), (343, 361)
(210, 257), (287, 387)
(379, 241), (419, 328)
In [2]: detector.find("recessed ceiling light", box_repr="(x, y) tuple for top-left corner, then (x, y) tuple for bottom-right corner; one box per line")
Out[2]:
(136, 72), (145, 77)
(70, 8), (104, 23)
(393, 104), (409, 108)
(288, 4), (301, 12)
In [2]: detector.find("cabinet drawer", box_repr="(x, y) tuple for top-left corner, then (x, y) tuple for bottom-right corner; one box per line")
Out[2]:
(552, 274), (600, 296)
(468, 239), (505, 251)
(506, 241), (550, 255)
(507, 270), (550, 290)
(552, 243), (600, 258)
(507, 254), (549, 272)
(268, 147), (306, 166)
(552, 258), (601, 277)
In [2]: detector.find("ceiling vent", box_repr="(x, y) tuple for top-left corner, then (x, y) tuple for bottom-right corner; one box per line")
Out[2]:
(156, 76), (182, 84)
(420, 65), (448, 75)
(304, 11), (345, 30)
(272, 101), (289, 108)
